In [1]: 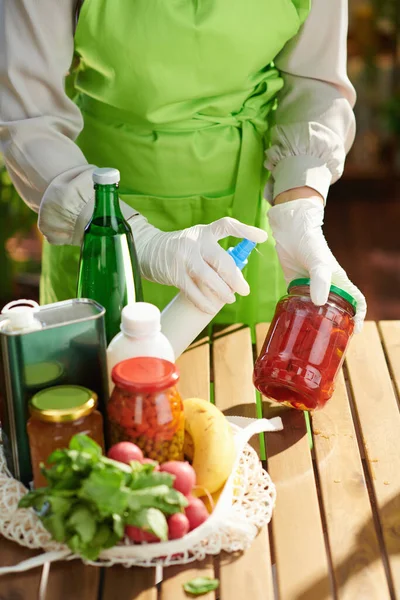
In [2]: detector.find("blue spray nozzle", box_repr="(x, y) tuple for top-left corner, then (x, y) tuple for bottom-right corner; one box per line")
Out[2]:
(227, 239), (257, 271)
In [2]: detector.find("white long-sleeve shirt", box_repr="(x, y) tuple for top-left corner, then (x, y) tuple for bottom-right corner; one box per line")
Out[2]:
(0, 0), (356, 246)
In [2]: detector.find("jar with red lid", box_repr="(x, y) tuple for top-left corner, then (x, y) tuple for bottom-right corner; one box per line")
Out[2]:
(253, 278), (357, 411)
(107, 357), (184, 462)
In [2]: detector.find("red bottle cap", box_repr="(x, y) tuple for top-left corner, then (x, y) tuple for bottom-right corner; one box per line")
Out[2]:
(111, 357), (179, 394)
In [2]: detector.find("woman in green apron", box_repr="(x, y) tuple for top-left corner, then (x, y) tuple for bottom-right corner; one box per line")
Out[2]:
(0, 0), (366, 330)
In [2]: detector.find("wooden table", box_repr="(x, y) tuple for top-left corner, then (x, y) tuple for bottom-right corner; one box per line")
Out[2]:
(1, 321), (400, 600)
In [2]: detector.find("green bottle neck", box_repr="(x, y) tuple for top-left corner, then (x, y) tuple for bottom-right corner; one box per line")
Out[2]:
(92, 184), (124, 220)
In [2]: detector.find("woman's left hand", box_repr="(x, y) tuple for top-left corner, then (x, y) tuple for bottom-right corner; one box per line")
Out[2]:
(268, 192), (367, 333)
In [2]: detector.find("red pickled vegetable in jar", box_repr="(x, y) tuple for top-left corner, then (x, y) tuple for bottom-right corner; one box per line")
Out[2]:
(253, 279), (357, 411)
(107, 357), (184, 462)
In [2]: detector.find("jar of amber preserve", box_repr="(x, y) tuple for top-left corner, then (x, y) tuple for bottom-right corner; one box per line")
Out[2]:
(253, 279), (357, 411)
(107, 357), (184, 462)
(27, 385), (104, 488)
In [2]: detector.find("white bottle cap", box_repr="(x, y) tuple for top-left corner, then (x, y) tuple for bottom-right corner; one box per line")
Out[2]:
(1, 300), (40, 331)
(92, 167), (120, 185)
(121, 303), (161, 337)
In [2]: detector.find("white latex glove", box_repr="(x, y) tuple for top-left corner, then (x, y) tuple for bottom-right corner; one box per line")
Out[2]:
(128, 215), (268, 314)
(268, 198), (367, 333)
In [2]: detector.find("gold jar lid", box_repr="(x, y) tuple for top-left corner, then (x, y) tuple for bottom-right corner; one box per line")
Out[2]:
(29, 385), (98, 423)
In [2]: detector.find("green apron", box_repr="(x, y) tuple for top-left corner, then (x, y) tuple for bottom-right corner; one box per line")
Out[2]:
(40, 0), (310, 325)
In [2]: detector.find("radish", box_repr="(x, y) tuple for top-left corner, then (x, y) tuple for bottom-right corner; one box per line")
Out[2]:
(125, 525), (159, 543)
(107, 442), (144, 464)
(184, 495), (209, 531)
(159, 461), (196, 496)
(168, 513), (190, 539)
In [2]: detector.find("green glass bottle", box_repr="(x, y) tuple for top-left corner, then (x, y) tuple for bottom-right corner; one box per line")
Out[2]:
(77, 168), (143, 343)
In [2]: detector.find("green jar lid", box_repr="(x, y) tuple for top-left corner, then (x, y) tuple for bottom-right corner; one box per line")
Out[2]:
(288, 278), (357, 310)
(29, 385), (97, 423)
(24, 361), (64, 388)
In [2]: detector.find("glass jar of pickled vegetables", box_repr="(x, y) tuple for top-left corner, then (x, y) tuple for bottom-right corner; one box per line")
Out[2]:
(253, 279), (357, 411)
(107, 357), (184, 462)
(27, 386), (105, 488)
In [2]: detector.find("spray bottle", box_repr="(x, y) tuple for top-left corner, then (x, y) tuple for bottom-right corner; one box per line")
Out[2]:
(160, 239), (256, 358)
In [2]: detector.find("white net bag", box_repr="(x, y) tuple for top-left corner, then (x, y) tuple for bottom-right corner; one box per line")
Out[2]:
(0, 417), (282, 574)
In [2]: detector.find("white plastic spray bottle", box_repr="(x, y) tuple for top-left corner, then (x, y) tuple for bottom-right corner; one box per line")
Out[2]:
(160, 239), (257, 358)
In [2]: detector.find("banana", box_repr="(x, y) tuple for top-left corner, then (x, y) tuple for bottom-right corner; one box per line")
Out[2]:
(200, 485), (224, 514)
(199, 471), (243, 513)
(183, 397), (236, 495)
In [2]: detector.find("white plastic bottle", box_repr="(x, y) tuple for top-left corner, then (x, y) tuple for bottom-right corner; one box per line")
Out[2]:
(0, 300), (42, 333)
(161, 239), (257, 359)
(107, 302), (175, 390)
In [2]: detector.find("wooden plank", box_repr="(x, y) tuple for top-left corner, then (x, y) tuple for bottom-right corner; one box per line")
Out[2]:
(212, 326), (255, 415)
(379, 320), (400, 399)
(219, 529), (274, 600)
(256, 323), (332, 600)
(213, 327), (260, 452)
(312, 371), (390, 599)
(347, 322), (400, 596)
(213, 326), (274, 600)
(161, 559), (216, 600)
(177, 341), (210, 401)
(0, 537), (42, 600)
(44, 561), (100, 600)
(102, 565), (158, 600)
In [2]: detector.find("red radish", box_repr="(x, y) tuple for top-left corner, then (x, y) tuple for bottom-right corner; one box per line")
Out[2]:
(159, 461), (196, 496)
(107, 442), (144, 464)
(142, 458), (160, 471)
(125, 525), (159, 543)
(184, 495), (209, 531)
(168, 513), (190, 539)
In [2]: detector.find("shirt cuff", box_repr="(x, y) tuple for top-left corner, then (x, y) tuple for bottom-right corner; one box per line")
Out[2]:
(266, 155), (333, 204)
(71, 196), (94, 246)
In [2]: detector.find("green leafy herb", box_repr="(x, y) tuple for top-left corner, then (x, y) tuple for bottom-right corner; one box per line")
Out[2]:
(127, 507), (168, 541)
(67, 505), (97, 543)
(79, 468), (131, 516)
(127, 485), (188, 515)
(18, 435), (187, 560)
(129, 470), (175, 490)
(183, 577), (220, 596)
(42, 511), (67, 542)
(69, 434), (103, 459)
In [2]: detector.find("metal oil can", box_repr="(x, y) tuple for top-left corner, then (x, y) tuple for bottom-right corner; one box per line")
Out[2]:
(0, 299), (108, 486)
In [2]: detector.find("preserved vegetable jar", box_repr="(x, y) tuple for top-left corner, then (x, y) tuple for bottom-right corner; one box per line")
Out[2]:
(253, 279), (357, 411)
(107, 357), (184, 462)
(27, 386), (105, 488)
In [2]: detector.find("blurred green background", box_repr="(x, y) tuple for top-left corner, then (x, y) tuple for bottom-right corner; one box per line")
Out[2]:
(0, 0), (399, 317)
(0, 161), (41, 304)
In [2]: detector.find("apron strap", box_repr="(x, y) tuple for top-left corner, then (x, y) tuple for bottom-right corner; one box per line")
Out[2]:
(231, 119), (265, 226)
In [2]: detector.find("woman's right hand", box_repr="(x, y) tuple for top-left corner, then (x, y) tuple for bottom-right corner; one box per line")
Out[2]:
(129, 216), (267, 314)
